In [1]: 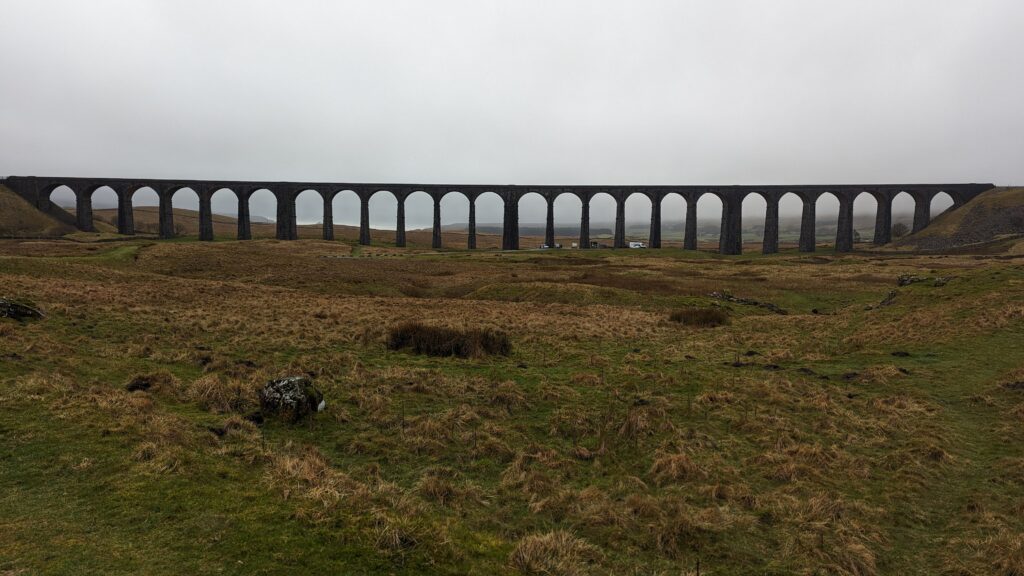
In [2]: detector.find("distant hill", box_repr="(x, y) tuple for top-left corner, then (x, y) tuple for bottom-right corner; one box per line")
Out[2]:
(895, 187), (1024, 251)
(443, 213), (916, 243)
(83, 206), (515, 248)
(0, 185), (76, 237)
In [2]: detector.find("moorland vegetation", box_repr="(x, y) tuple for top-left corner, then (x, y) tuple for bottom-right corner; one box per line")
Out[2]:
(1, 236), (1023, 575)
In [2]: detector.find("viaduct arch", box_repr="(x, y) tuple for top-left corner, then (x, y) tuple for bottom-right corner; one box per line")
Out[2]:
(3, 176), (994, 255)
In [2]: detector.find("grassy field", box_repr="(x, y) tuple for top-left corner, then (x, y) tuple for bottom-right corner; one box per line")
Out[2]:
(2, 237), (1023, 575)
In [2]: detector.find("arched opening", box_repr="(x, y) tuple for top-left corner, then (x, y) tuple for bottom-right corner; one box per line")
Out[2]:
(552, 193), (582, 248)
(211, 188), (237, 219)
(891, 191), (915, 240)
(369, 190), (398, 232)
(440, 192), (469, 247)
(209, 188), (237, 239)
(778, 192), (803, 249)
(741, 192), (767, 247)
(131, 187), (160, 235)
(474, 191), (504, 249)
(695, 193), (723, 250)
(517, 192), (547, 248)
(295, 189), (324, 239)
(660, 193), (686, 248)
(852, 192), (878, 244)
(170, 187), (200, 238)
(930, 191), (955, 219)
(48, 185), (76, 211)
(248, 189), (277, 239)
(624, 193), (652, 246)
(88, 186), (119, 232)
(404, 191), (433, 246)
(588, 192), (616, 249)
(331, 190), (360, 241)
(814, 192), (841, 248)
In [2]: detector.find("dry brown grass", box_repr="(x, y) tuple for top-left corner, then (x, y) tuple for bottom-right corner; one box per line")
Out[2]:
(184, 374), (259, 414)
(617, 396), (674, 440)
(649, 451), (707, 485)
(4, 238), (1024, 574)
(415, 466), (482, 507)
(549, 406), (601, 440)
(945, 530), (1024, 576)
(20, 372), (207, 474)
(668, 306), (730, 327)
(487, 380), (529, 412)
(501, 446), (571, 501)
(265, 442), (441, 559)
(508, 530), (603, 576)
(771, 493), (883, 576)
(644, 500), (740, 559)
(266, 443), (357, 514)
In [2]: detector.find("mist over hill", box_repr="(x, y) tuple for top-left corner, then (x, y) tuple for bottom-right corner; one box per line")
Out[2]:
(443, 212), (915, 243)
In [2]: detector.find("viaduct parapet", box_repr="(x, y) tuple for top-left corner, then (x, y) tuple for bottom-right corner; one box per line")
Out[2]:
(1, 176), (995, 254)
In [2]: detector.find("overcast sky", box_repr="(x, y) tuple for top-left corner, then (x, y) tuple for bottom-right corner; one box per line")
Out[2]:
(1, 1), (1021, 227)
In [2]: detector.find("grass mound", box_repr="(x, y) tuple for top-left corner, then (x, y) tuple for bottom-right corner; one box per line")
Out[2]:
(508, 530), (603, 575)
(0, 185), (75, 237)
(387, 322), (511, 358)
(896, 187), (1024, 251)
(668, 306), (729, 327)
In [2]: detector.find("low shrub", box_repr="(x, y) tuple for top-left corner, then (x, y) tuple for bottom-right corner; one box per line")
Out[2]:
(668, 307), (729, 327)
(387, 322), (511, 358)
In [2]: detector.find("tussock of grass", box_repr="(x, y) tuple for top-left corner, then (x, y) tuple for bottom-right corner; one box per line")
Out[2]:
(982, 531), (1024, 576)
(387, 321), (511, 358)
(185, 374), (258, 414)
(549, 406), (600, 440)
(125, 370), (179, 393)
(508, 530), (603, 576)
(646, 501), (739, 559)
(618, 396), (674, 440)
(669, 306), (729, 327)
(649, 452), (707, 485)
(488, 380), (529, 412)
(415, 466), (481, 507)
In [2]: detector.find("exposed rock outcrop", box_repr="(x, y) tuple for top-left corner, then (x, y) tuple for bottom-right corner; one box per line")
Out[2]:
(259, 376), (325, 422)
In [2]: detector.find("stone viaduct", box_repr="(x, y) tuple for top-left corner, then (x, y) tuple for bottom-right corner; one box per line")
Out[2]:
(2, 176), (994, 254)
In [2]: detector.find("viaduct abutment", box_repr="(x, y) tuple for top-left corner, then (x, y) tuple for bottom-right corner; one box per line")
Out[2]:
(1, 177), (994, 255)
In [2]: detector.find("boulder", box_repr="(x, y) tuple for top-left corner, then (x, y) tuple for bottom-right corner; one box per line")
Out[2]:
(0, 298), (44, 322)
(258, 376), (325, 422)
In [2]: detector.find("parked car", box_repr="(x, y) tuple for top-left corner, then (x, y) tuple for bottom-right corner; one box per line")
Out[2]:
(629, 241), (647, 249)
